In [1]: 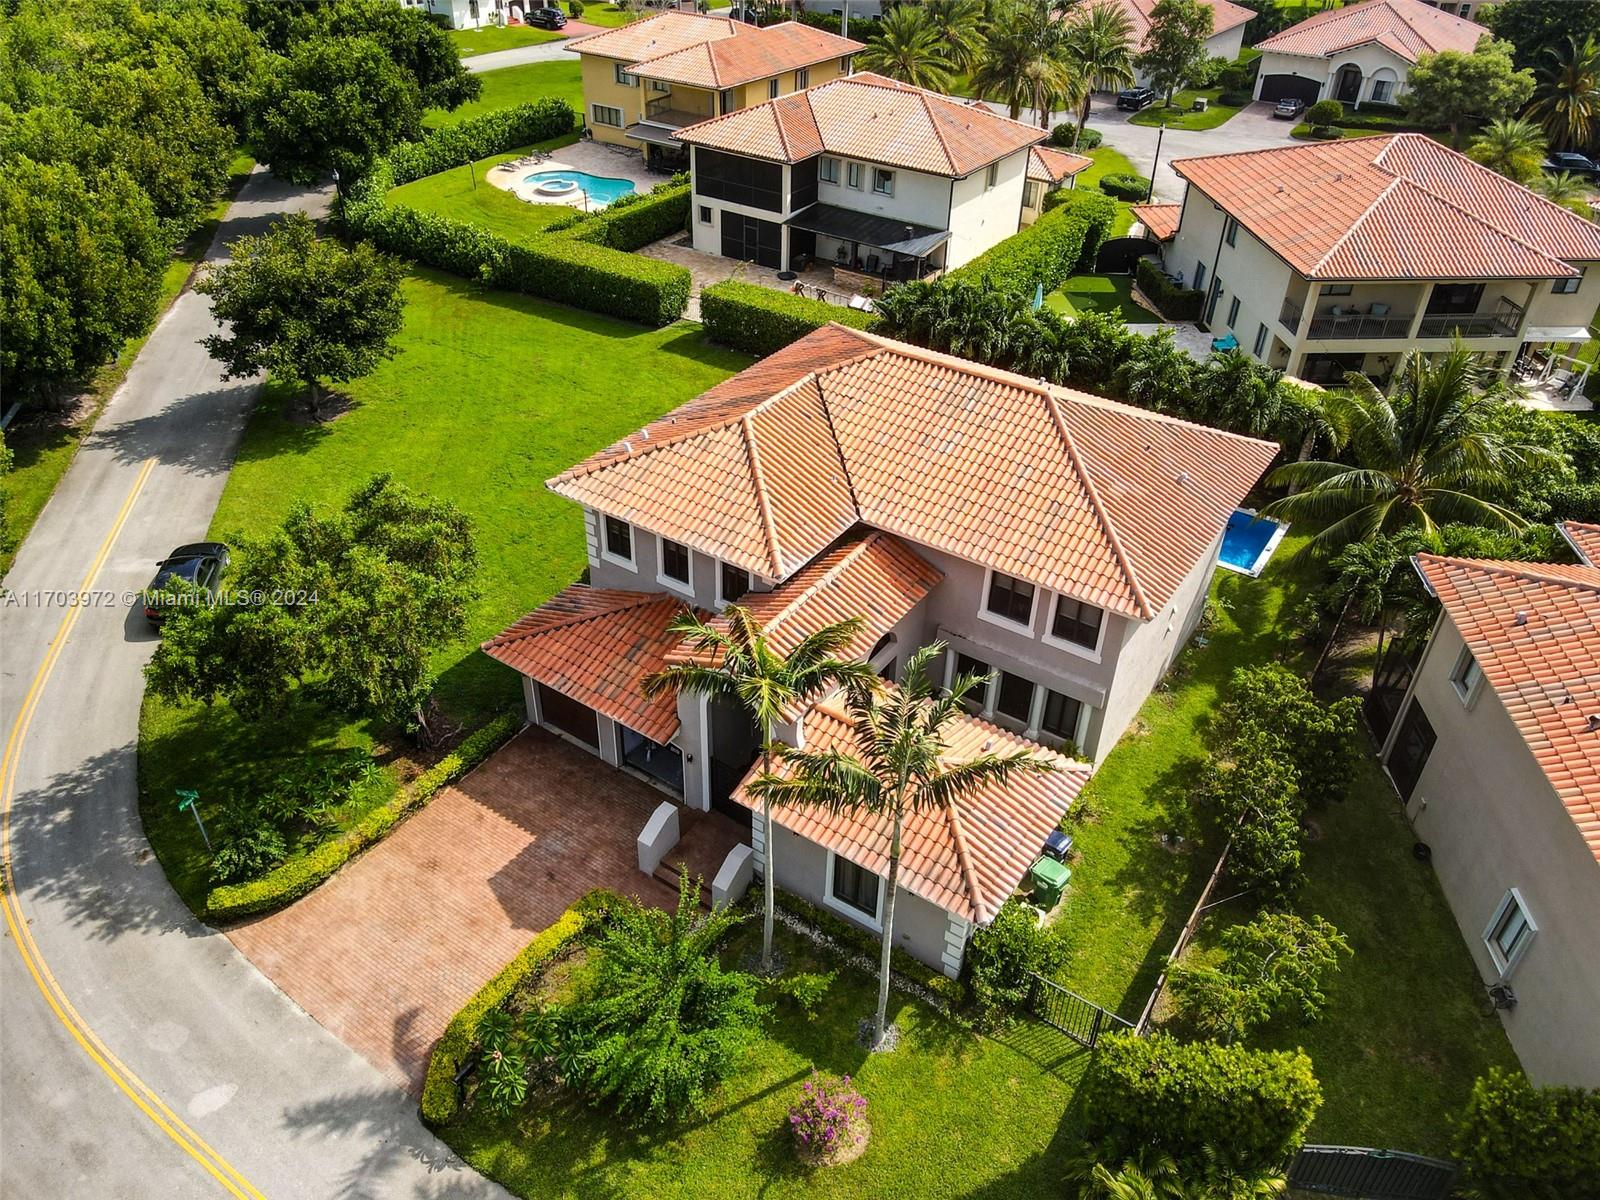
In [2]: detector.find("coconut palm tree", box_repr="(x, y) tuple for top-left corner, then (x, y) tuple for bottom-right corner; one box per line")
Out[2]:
(1528, 35), (1600, 153)
(855, 5), (958, 92)
(971, 0), (1077, 126)
(1262, 347), (1559, 554)
(748, 643), (1058, 1048)
(643, 607), (875, 973)
(1466, 116), (1549, 184)
(1062, 1), (1137, 147)
(1533, 170), (1598, 217)
(923, 0), (989, 74)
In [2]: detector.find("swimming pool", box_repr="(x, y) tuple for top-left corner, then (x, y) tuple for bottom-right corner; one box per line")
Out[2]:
(1219, 509), (1288, 577)
(522, 170), (635, 206)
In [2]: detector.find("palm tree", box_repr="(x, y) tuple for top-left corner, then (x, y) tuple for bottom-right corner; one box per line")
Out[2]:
(643, 607), (875, 973)
(855, 5), (958, 92)
(971, 0), (1077, 126)
(1533, 171), (1598, 217)
(1062, 1), (1136, 147)
(749, 644), (1058, 1048)
(1528, 35), (1600, 153)
(922, 0), (989, 74)
(1262, 347), (1558, 555)
(1466, 116), (1548, 184)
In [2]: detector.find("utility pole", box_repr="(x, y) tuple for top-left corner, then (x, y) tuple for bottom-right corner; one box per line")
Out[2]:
(1146, 124), (1165, 202)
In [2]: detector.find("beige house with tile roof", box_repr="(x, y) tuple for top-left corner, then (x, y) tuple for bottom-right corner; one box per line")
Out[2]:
(481, 325), (1276, 973)
(1161, 134), (1600, 387)
(1375, 524), (1600, 1086)
(1021, 146), (1093, 226)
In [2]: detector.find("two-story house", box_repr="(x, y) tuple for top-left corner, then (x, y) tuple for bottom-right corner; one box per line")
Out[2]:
(673, 72), (1046, 280)
(1146, 134), (1600, 386)
(568, 12), (862, 167)
(482, 324), (1277, 974)
(1080, 0), (1255, 86)
(1373, 525), (1600, 1087)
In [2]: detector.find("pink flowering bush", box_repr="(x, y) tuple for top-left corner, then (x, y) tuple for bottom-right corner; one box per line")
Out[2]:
(788, 1071), (868, 1158)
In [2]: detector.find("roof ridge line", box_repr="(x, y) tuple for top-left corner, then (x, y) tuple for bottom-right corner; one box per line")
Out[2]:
(1310, 169), (1403, 275)
(482, 588), (673, 647)
(1419, 553), (1600, 595)
(758, 534), (877, 630)
(739, 413), (786, 579)
(918, 86), (959, 175)
(942, 795), (985, 925)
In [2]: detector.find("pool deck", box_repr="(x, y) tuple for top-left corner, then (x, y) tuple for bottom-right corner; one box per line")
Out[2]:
(485, 139), (664, 209)
(1218, 509), (1289, 579)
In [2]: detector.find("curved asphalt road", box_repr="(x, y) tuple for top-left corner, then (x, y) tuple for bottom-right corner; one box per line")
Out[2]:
(0, 169), (506, 1199)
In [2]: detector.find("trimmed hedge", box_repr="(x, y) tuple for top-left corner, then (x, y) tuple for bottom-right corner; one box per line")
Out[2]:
(388, 99), (578, 187)
(954, 189), (1118, 294)
(1099, 172), (1151, 201)
(1082, 1032), (1321, 1168)
(565, 182), (690, 251)
(700, 280), (876, 357)
(206, 711), (523, 921)
(1136, 257), (1204, 321)
(1451, 1068), (1600, 1200)
(420, 904), (591, 1126)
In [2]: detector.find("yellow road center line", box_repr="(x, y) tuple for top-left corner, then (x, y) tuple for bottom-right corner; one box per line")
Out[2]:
(2, 457), (268, 1200)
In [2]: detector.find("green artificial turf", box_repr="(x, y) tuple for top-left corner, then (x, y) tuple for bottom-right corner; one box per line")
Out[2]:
(425, 61), (585, 129)
(447, 24), (565, 55)
(138, 269), (748, 913)
(1044, 273), (1148, 321)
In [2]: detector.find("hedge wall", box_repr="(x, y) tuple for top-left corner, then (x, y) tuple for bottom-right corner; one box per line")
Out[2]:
(953, 189), (1119, 295)
(565, 182), (691, 251)
(1136, 257), (1204, 321)
(206, 712), (523, 921)
(1451, 1068), (1600, 1200)
(700, 280), (876, 357)
(387, 99), (578, 187)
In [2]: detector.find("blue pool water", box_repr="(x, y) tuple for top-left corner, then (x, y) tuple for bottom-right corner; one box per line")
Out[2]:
(1219, 509), (1287, 577)
(523, 170), (635, 206)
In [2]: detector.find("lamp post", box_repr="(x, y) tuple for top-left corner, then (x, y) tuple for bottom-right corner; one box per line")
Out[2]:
(1146, 124), (1165, 203)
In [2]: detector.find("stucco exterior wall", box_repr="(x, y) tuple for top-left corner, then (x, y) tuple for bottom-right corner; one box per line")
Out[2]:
(578, 53), (644, 146)
(1526, 261), (1600, 333)
(1385, 617), (1600, 1087)
(1255, 43), (1418, 106)
(1168, 183), (1296, 357)
(945, 149), (1030, 267)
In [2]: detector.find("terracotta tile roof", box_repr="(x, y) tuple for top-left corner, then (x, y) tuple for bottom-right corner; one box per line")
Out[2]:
(481, 586), (696, 744)
(1028, 145), (1093, 184)
(1562, 521), (1600, 566)
(567, 10), (741, 62)
(1079, 0), (1254, 53)
(1173, 134), (1600, 280)
(1414, 552), (1600, 863)
(550, 325), (1278, 621)
(1254, 0), (1484, 63)
(1132, 201), (1181, 241)
(674, 72), (1045, 175)
(627, 21), (863, 88)
(732, 695), (1091, 923)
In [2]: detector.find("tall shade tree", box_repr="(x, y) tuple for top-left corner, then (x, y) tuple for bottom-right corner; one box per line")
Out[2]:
(1404, 38), (1534, 148)
(1466, 116), (1548, 183)
(971, 0), (1077, 126)
(1262, 347), (1558, 554)
(749, 644), (1058, 1048)
(198, 213), (406, 419)
(923, 0), (989, 74)
(855, 5), (958, 92)
(1063, 1), (1137, 146)
(1485, 0), (1600, 74)
(1528, 36), (1600, 153)
(1533, 170), (1598, 216)
(643, 608), (876, 974)
(317, 0), (482, 111)
(1135, 0), (1213, 108)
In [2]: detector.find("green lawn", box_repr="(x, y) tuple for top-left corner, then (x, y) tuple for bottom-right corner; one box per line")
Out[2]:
(425, 61), (584, 129)
(577, 0), (729, 27)
(447, 24), (565, 56)
(386, 134), (581, 246)
(1128, 88), (1245, 131)
(1, 153), (255, 578)
(138, 269), (749, 913)
(1045, 273), (1149, 321)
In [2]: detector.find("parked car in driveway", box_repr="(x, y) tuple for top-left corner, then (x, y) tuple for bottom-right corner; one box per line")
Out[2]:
(143, 542), (229, 626)
(1116, 87), (1157, 112)
(525, 6), (567, 28)
(1273, 97), (1306, 120)
(1544, 151), (1598, 180)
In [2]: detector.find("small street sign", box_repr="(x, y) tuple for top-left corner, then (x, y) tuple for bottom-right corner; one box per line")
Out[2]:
(176, 789), (212, 852)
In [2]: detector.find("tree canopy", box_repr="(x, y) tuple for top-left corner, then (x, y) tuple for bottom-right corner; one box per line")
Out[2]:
(1404, 38), (1535, 147)
(1135, 0), (1214, 105)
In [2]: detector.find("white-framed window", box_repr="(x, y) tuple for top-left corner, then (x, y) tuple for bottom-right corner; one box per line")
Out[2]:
(1045, 593), (1104, 657)
(698, 205), (712, 224)
(872, 167), (895, 195)
(650, 79), (671, 93)
(601, 516), (634, 566)
(614, 64), (638, 86)
(1323, 282), (1353, 296)
(951, 651), (993, 714)
(1224, 216), (1239, 247)
(1227, 296), (1241, 329)
(1553, 270), (1583, 295)
(1370, 79), (1393, 103)
(846, 161), (863, 190)
(839, 54), (852, 72)
(819, 156), (840, 184)
(980, 569), (1038, 632)
(591, 104), (624, 128)
(768, 77), (780, 99)
(1040, 688), (1086, 748)
(825, 852), (883, 928)
(1482, 888), (1537, 978)
(719, 88), (735, 114)
(985, 162), (999, 189)
(658, 537), (693, 592)
(1450, 645), (1484, 704)
(1193, 260), (1206, 292)
(1253, 322), (1268, 357)
(1024, 180), (1043, 209)
(994, 671), (1035, 726)
(719, 562), (750, 604)
(796, 66), (809, 88)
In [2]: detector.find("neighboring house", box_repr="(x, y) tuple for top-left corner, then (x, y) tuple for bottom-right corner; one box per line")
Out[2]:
(483, 323), (1277, 973)
(674, 72), (1046, 277)
(568, 12), (862, 166)
(1079, 0), (1256, 86)
(1161, 134), (1600, 386)
(1373, 524), (1600, 1087)
(1252, 0), (1486, 107)
(417, 0), (515, 30)
(1021, 146), (1093, 226)
(1417, 0), (1498, 21)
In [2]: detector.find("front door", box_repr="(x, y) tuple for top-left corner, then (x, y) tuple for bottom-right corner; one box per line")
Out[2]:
(1387, 701), (1436, 802)
(706, 694), (758, 827)
(720, 211), (782, 269)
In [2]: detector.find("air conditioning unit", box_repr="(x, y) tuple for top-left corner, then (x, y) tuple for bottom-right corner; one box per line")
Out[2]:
(1488, 983), (1517, 1010)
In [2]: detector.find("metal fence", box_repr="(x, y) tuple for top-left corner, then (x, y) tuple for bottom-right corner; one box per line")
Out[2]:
(1288, 1146), (1458, 1200)
(1025, 974), (1134, 1048)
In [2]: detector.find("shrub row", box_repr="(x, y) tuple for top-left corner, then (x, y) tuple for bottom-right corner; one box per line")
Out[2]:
(387, 99), (578, 187)
(206, 711), (523, 921)
(1050, 123), (1101, 150)
(420, 904), (591, 1126)
(1082, 1031), (1322, 1169)
(1136, 257), (1204, 321)
(565, 182), (691, 252)
(699, 280), (876, 357)
(953, 189), (1118, 296)
(1451, 1068), (1600, 1200)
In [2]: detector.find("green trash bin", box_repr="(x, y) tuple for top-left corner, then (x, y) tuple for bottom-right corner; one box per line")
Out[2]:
(1029, 856), (1071, 911)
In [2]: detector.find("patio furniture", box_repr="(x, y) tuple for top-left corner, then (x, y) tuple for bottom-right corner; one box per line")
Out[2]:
(848, 294), (872, 311)
(1211, 332), (1239, 353)
(1371, 302), (1390, 316)
(865, 253), (881, 274)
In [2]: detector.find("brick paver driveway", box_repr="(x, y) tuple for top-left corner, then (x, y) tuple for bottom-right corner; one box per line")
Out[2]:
(228, 727), (680, 1092)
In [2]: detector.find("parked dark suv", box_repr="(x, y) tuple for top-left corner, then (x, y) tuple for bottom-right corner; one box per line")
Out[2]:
(1544, 151), (1598, 180)
(526, 6), (567, 28)
(1116, 87), (1157, 111)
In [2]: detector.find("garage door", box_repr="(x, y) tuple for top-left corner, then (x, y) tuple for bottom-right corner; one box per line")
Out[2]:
(1259, 74), (1322, 103)
(536, 682), (599, 747)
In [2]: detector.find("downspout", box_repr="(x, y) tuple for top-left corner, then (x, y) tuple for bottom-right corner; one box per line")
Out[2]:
(1203, 206), (1229, 330)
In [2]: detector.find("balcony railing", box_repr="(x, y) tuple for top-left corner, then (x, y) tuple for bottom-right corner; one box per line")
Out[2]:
(644, 94), (712, 127)
(1307, 312), (1415, 340)
(1416, 309), (1521, 339)
(1279, 299), (1303, 334)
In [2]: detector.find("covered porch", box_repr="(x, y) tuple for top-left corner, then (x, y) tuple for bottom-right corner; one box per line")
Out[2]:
(786, 203), (948, 297)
